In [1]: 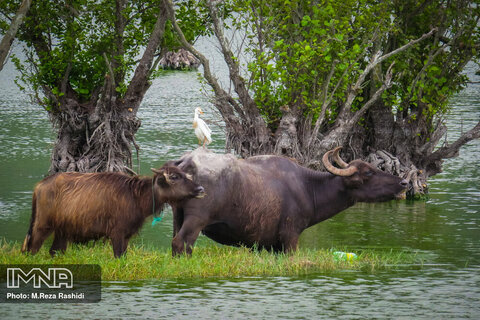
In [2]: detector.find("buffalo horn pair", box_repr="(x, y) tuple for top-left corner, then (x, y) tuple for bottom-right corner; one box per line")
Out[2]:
(322, 147), (357, 176)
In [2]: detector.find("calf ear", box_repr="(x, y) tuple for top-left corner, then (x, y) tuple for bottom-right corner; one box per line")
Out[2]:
(151, 168), (162, 174)
(164, 172), (175, 185)
(152, 168), (169, 186)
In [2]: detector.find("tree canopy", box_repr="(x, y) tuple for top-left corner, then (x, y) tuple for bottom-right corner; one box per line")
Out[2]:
(0, 0), (209, 173)
(170, 0), (480, 197)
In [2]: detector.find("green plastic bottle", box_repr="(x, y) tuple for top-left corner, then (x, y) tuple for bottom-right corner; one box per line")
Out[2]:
(333, 251), (358, 261)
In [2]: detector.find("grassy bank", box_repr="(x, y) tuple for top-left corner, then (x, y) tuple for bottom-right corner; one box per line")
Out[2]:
(0, 240), (419, 280)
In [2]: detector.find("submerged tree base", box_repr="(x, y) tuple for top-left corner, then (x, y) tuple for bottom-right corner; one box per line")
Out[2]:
(1, 241), (420, 280)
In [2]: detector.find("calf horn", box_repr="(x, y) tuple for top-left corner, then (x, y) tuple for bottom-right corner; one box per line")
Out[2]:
(322, 147), (357, 177)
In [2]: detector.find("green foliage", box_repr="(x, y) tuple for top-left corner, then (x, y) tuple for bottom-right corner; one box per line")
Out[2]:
(232, 0), (391, 129)
(0, 0), (210, 109)
(229, 0), (479, 132)
(382, 0), (479, 128)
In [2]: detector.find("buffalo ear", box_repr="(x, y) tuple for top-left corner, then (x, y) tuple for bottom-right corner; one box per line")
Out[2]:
(179, 159), (197, 177)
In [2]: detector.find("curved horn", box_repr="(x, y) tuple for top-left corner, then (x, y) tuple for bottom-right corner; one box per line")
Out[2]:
(332, 147), (349, 168)
(322, 147), (357, 177)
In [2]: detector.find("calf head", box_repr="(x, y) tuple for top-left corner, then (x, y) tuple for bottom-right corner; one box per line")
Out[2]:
(323, 147), (408, 202)
(151, 166), (205, 203)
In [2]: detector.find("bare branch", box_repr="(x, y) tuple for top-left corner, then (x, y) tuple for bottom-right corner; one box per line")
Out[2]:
(349, 62), (395, 125)
(205, 1), (271, 144)
(60, 62), (72, 95)
(307, 60), (338, 148)
(163, 0), (245, 120)
(355, 28), (437, 93)
(339, 28), (437, 121)
(102, 52), (116, 90)
(374, 28), (437, 70)
(426, 120), (480, 165)
(123, 3), (168, 112)
(204, 1), (257, 114)
(405, 29), (458, 105)
(148, 47), (166, 78)
(0, 0), (32, 71)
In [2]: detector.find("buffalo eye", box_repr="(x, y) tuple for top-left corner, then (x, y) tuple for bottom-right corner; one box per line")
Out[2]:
(364, 170), (374, 177)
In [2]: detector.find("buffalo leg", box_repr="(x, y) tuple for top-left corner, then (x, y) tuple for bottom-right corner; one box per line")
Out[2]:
(172, 206), (184, 238)
(28, 227), (53, 254)
(49, 233), (68, 257)
(172, 216), (205, 256)
(278, 230), (300, 253)
(282, 235), (299, 253)
(111, 236), (129, 258)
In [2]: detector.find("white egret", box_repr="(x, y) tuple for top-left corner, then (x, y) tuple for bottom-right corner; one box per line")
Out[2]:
(193, 107), (212, 147)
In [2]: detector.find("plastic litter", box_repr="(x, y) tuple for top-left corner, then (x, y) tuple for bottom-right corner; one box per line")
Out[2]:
(333, 251), (358, 261)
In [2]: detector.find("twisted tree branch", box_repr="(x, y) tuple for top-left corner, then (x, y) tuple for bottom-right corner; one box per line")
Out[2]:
(424, 120), (480, 175)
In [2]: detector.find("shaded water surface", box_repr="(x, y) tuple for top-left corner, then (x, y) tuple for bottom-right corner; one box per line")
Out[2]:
(0, 48), (478, 318)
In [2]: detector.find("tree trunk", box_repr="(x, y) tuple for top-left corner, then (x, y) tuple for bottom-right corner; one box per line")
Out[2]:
(48, 98), (141, 174)
(48, 3), (168, 174)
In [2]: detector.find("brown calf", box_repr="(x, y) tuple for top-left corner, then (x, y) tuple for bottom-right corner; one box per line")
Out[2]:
(21, 166), (205, 257)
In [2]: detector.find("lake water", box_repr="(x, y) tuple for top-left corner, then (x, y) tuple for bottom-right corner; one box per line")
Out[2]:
(0, 44), (479, 318)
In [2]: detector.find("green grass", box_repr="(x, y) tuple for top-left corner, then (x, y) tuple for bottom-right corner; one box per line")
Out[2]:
(0, 240), (420, 280)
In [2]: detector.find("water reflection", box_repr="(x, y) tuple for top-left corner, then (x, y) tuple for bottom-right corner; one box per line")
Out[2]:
(3, 269), (479, 319)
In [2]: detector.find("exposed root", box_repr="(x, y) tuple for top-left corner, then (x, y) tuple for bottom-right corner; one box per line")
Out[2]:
(403, 165), (428, 199)
(49, 103), (141, 175)
(159, 49), (200, 70)
(367, 150), (427, 199)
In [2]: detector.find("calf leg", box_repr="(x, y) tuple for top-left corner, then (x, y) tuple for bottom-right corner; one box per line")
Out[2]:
(49, 233), (68, 257)
(28, 226), (53, 254)
(111, 236), (129, 258)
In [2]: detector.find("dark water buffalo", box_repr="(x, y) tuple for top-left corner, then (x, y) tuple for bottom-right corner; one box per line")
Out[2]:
(21, 166), (205, 257)
(168, 147), (407, 256)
